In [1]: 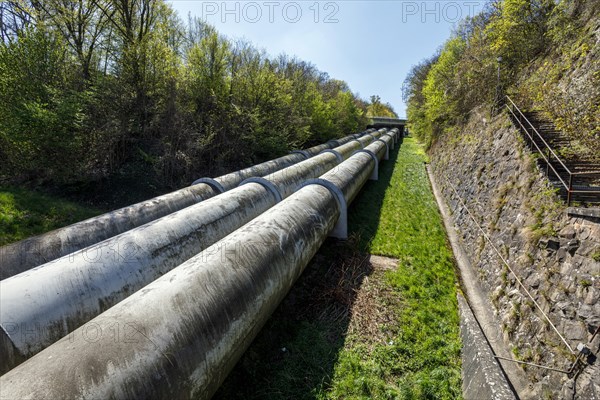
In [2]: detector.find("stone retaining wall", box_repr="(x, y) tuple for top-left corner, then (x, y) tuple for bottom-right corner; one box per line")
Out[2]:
(429, 109), (600, 399)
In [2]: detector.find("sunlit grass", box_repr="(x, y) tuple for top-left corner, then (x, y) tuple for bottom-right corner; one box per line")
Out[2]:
(326, 137), (463, 399)
(215, 137), (462, 400)
(0, 186), (101, 246)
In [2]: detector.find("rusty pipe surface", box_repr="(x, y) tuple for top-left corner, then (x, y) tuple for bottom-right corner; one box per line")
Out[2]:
(0, 132), (384, 373)
(0, 131), (372, 280)
(0, 130), (394, 399)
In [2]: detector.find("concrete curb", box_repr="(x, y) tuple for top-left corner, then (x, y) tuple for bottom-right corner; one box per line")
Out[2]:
(458, 293), (517, 400)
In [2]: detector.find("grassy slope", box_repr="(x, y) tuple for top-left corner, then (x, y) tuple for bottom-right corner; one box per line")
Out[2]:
(329, 137), (462, 399)
(0, 186), (101, 246)
(215, 137), (462, 400)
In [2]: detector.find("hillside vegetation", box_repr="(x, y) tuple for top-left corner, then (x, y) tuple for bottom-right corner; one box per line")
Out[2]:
(0, 0), (395, 196)
(405, 0), (600, 157)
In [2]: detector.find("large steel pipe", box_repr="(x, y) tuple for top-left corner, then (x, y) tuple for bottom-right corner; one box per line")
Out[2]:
(0, 183), (276, 375)
(334, 138), (389, 203)
(263, 128), (387, 199)
(0, 183), (221, 280)
(0, 186), (340, 399)
(0, 132), (385, 373)
(0, 130), (372, 279)
(0, 131), (390, 399)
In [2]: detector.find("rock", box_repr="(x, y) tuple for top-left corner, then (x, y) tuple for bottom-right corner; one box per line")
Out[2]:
(557, 248), (568, 262)
(567, 240), (580, 255)
(564, 321), (586, 340)
(571, 255), (585, 268)
(583, 287), (598, 305)
(551, 289), (566, 302)
(561, 262), (574, 275)
(572, 367), (600, 400)
(546, 239), (561, 251)
(580, 228), (591, 240)
(559, 226), (577, 239)
(525, 274), (540, 289)
(557, 301), (576, 318)
(577, 304), (600, 331)
(575, 241), (596, 257)
(559, 379), (575, 400)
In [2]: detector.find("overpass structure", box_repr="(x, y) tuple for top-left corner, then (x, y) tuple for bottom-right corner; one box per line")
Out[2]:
(0, 127), (402, 399)
(368, 116), (408, 134)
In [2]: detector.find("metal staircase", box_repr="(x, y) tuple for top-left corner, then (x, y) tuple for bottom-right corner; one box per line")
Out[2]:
(506, 96), (600, 205)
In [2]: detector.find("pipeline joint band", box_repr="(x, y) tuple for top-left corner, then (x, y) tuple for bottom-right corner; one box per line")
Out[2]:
(240, 177), (283, 203)
(359, 128), (375, 138)
(290, 150), (310, 160)
(300, 178), (348, 240)
(319, 149), (344, 163)
(350, 139), (364, 149)
(374, 139), (390, 160)
(354, 149), (379, 180)
(327, 139), (341, 148)
(191, 178), (226, 194)
(381, 133), (396, 150)
(386, 129), (398, 146)
(364, 133), (376, 141)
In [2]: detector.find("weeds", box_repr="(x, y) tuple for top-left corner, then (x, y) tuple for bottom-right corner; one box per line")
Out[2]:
(0, 186), (101, 246)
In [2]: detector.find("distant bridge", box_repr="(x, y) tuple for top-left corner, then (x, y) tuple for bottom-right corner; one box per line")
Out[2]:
(367, 116), (407, 134)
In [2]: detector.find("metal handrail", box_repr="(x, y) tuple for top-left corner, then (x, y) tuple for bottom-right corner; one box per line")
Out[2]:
(505, 101), (570, 189)
(505, 95), (600, 205)
(505, 96), (572, 173)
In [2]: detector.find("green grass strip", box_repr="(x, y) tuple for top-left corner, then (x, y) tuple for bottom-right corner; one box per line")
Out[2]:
(0, 186), (101, 246)
(325, 137), (463, 399)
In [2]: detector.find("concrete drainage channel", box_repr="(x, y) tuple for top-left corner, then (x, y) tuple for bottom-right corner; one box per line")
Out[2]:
(0, 128), (400, 398)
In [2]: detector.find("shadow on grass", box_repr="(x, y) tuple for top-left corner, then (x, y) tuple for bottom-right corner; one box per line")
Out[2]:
(213, 141), (402, 400)
(348, 139), (403, 252)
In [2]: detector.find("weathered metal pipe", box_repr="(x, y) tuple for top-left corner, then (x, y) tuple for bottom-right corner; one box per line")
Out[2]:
(0, 132), (384, 374)
(0, 185), (340, 399)
(336, 139), (389, 203)
(262, 128), (387, 199)
(0, 131), (371, 279)
(0, 129), (388, 399)
(0, 183), (221, 281)
(390, 128), (401, 146)
(0, 183), (276, 375)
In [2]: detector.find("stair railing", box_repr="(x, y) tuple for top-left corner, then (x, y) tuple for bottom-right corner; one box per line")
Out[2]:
(505, 95), (600, 205)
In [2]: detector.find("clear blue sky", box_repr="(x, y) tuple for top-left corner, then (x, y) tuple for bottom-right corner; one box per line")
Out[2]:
(169, 1), (488, 118)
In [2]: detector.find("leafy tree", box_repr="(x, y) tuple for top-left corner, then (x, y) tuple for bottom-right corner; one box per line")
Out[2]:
(367, 95), (398, 118)
(0, 27), (88, 182)
(485, 0), (554, 71)
(0, 0), (375, 194)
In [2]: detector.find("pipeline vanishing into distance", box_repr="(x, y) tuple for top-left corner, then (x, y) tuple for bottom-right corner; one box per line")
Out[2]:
(0, 129), (393, 373)
(0, 129), (374, 280)
(0, 129), (400, 398)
